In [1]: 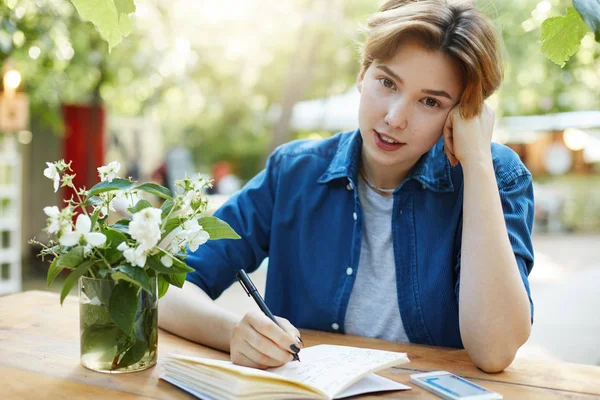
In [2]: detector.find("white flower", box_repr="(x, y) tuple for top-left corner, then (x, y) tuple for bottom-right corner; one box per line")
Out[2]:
(59, 214), (107, 248)
(111, 190), (138, 213)
(44, 205), (73, 235)
(182, 219), (210, 252)
(43, 206), (61, 234)
(160, 254), (173, 268)
(83, 244), (94, 257)
(118, 242), (148, 267)
(129, 207), (162, 250)
(97, 161), (121, 183)
(43, 162), (60, 192)
(134, 207), (162, 225)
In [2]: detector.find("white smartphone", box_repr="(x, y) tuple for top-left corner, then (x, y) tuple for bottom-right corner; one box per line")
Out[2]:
(410, 371), (503, 400)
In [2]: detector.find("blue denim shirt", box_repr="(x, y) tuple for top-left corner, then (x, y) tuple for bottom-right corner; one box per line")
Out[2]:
(186, 129), (535, 348)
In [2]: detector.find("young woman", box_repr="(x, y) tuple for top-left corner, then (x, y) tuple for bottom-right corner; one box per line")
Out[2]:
(159, 0), (534, 373)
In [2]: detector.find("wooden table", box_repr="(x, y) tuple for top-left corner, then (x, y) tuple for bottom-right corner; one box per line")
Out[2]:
(1, 291), (599, 399)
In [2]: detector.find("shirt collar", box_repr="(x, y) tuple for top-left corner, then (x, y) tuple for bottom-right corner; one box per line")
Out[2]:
(318, 129), (455, 193)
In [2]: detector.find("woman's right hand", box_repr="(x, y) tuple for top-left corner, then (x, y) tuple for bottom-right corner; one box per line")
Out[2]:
(230, 310), (302, 369)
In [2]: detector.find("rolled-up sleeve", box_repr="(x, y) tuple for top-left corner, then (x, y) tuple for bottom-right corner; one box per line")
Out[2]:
(499, 172), (535, 321)
(454, 172), (535, 322)
(185, 150), (281, 300)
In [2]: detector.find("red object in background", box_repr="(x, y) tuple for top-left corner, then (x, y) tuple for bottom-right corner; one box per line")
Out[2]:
(62, 104), (106, 203)
(212, 161), (232, 186)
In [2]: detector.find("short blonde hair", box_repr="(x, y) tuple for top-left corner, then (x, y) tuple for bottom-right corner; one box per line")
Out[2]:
(360, 0), (503, 118)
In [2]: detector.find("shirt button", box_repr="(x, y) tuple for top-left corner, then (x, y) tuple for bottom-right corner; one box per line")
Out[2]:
(353, 212), (357, 220)
(346, 267), (353, 275)
(422, 184), (426, 190)
(346, 182), (353, 191)
(332, 323), (339, 331)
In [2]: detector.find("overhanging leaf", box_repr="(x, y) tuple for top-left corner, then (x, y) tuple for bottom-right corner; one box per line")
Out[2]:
(135, 183), (173, 200)
(114, 0), (135, 14)
(198, 216), (241, 240)
(70, 0), (121, 50)
(88, 178), (135, 197)
(70, 0), (135, 51)
(60, 260), (96, 305)
(539, 7), (590, 67)
(109, 281), (138, 335)
(574, 0), (600, 41)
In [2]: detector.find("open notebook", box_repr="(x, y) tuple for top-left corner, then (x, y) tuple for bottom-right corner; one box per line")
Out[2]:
(161, 344), (411, 400)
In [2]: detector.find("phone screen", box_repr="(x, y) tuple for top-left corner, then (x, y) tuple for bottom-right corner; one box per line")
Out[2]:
(422, 373), (491, 397)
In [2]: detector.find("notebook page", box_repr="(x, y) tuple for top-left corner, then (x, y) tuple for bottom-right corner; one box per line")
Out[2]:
(334, 373), (410, 399)
(266, 345), (409, 399)
(163, 356), (327, 398)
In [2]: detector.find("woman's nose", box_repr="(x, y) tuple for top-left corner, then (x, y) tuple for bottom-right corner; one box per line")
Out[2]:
(384, 98), (409, 130)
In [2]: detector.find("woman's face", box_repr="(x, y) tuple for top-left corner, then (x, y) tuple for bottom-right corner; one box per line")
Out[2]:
(357, 38), (465, 174)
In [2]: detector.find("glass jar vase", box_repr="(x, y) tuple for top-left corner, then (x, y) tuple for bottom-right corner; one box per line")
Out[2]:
(78, 276), (158, 373)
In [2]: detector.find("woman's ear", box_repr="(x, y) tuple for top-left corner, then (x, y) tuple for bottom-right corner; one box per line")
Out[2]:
(356, 67), (366, 93)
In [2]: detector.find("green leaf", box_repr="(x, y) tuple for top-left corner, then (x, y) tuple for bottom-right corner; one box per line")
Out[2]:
(198, 216), (241, 240)
(112, 219), (130, 234)
(90, 205), (104, 231)
(114, 0), (135, 14)
(85, 196), (104, 206)
(109, 281), (138, 335)
(146, 254), (193, 275)
(127, 199), (153, 214)
(161, 199), (174, 218)
(111, 265), (153, 294)
(163, 272), (187, 288)
(162, 217), (183, 238)
(574, 0), (600, 41)
(117, 339), (148, 369)
(539, 7), (590, 67)
(157, 275), (169, 299)
(81, 303), (112, 327)
(70, 0), (135, 51)
(104, 248), (123, 265)
(135, 182), (173, 200)
(170, 257), (194, 273)
(88, 178), (135, 197)
(47, 258), (63, 287)
(103, 227), (128, 248)
(80, 324), (123, 364)
(56, 246), (84, 269)
(60, 260), (96, 305)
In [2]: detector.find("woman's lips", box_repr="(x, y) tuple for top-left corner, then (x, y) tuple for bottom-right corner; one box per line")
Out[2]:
(373, 130), (406, 151)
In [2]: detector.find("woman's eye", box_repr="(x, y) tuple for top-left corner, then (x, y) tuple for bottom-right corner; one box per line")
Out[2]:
(424, 98), (440, 108)
(379, 78), (395, 89)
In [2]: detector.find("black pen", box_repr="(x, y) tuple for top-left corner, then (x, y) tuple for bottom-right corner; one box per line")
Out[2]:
(236, 269), (301, 362)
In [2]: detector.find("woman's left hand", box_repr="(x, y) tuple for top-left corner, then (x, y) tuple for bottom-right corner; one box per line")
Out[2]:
(442, 103), (495, 167)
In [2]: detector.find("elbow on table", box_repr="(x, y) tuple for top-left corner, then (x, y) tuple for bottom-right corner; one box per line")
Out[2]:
(465, 321), (531, 373)
(472, 351), (516, 373)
